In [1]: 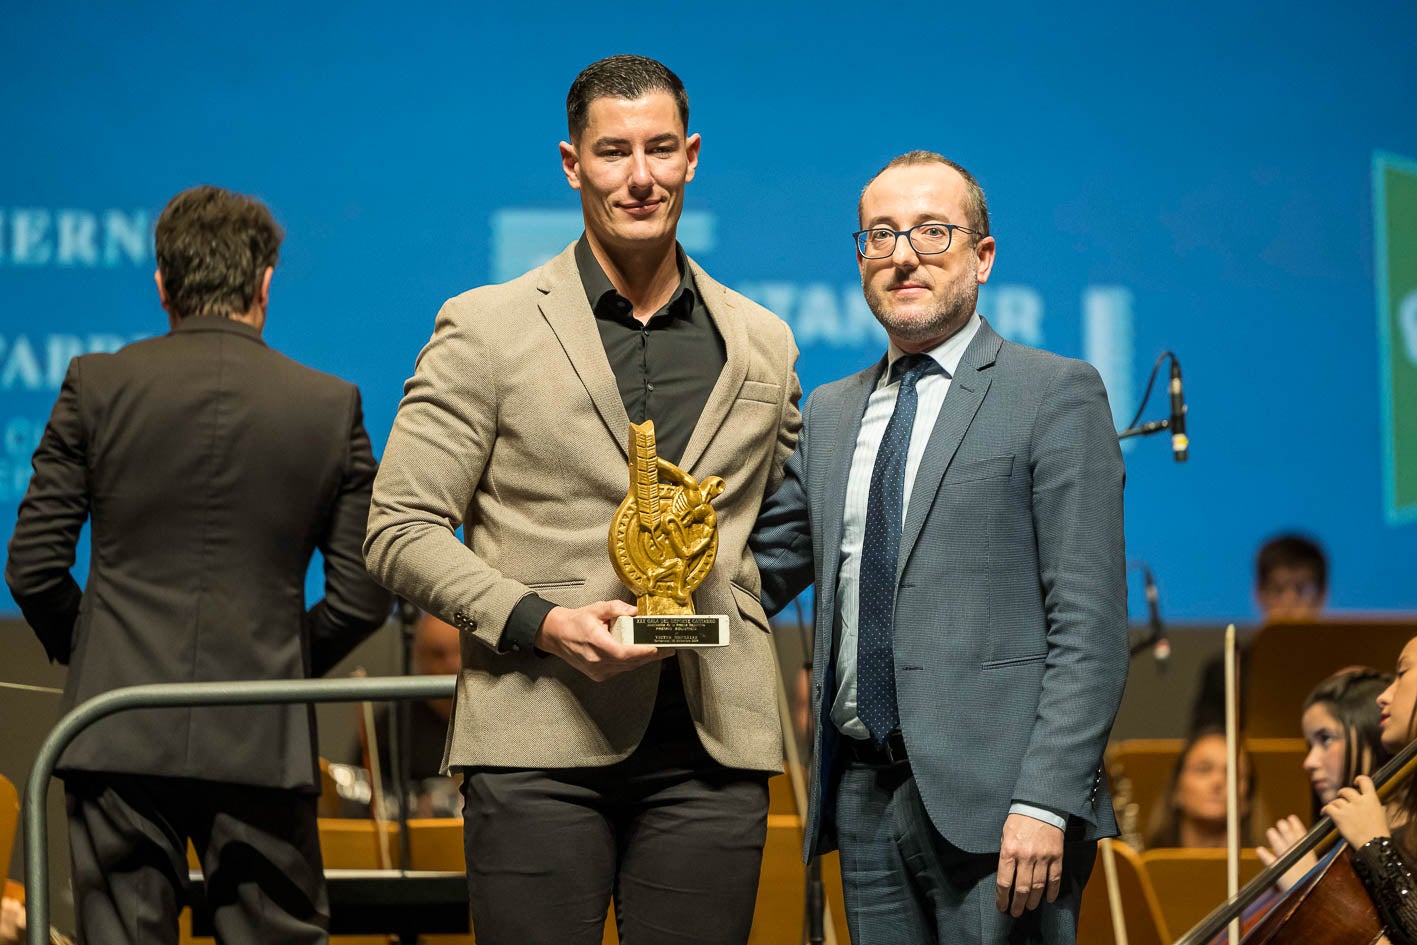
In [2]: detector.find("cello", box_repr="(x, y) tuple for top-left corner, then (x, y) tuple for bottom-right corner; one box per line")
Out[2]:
(1172, 738), (1417, 945)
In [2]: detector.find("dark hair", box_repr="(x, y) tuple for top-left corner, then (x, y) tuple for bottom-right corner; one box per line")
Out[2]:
(566, 55), (689, 142)
(1303, 667), (1393, 819)
(1388, 636), (1417, 858)
(1256, 533), (1328, 594)
(154, 185), (283, 320)
(1146, 727), (1263, 849)
(857, 150), (991, 240)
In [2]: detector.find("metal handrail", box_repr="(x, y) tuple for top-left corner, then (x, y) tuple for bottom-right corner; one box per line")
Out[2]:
(23, 675), (456, 945)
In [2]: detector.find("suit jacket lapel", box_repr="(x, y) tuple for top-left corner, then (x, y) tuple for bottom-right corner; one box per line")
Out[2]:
(898, 320), (1002, 574)
(536, 244), (632, 461)
(821, 359), (886, 603)
(678, 260), (749, 475)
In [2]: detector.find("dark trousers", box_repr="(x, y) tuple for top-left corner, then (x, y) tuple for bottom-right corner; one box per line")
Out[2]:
(834, 761), (1096, 945)
(459, 660), (770, 945)
(64, 772), (328, 945)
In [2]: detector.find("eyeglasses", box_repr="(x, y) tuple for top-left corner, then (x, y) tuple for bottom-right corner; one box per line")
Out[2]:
(853, 223), (977, 259)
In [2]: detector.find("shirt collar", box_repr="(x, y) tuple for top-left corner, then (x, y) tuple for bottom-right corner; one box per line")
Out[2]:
(574, 234), (696, 322)
(170, 314), (267, 346)
(880, 312), (981, 388)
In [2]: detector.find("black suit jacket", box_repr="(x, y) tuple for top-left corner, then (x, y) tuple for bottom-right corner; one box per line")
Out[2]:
(6, 316), (391, 791)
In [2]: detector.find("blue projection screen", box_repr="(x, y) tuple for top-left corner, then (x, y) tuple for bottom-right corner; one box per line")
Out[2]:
(1, 2), (1414, 621)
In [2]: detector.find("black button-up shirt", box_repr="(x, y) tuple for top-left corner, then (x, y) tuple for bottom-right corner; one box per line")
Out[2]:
(500, 236), (727, 651)
(577, 235), (725, 466)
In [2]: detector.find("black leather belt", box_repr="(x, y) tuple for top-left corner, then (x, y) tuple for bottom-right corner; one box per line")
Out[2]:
(842, 730), (909, 767)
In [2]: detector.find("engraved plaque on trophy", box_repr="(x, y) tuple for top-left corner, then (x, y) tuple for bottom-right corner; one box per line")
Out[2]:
(608, 420), (729, 647)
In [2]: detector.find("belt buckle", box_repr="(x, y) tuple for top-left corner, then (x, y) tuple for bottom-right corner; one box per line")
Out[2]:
(883, 730), (907, 765)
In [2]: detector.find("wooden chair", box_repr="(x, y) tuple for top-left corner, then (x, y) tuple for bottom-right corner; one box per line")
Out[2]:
(1248, 738), (1310, 823)
(768, 770), (796, 815)
(317, 757), (344, 818)
(403, 818), (475, 945)
(1108, 738), (1186, 838)
(1141, 848), (1264, 939)
(1078, 840), (1170, 945)
(317, 818), (398, 870)
(181, 819), (400, 945)
(319, 820), (408, 945)
(0, 774), (18, 878)
(1245, 620), (1417, 737)
(1108, 738), (1311, 846)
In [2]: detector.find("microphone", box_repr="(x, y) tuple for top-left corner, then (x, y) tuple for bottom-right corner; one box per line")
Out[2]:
(1169, 357), (1189, 462)
(1143, 565), (1170, 671)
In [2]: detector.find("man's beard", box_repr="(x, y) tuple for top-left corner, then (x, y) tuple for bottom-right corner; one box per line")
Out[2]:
(864, 267), (978, 348)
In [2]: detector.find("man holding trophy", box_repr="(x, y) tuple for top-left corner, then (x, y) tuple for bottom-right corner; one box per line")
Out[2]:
(365, 54), (801, 945)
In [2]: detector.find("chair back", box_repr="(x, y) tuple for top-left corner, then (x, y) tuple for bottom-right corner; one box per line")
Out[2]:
(1078, 840), (1170, 945)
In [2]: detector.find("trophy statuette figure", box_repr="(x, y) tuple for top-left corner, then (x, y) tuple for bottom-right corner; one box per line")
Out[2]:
(608, 420), (729, 647)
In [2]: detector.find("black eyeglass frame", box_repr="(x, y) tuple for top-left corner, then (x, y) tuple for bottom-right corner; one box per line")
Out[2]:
(853, 223), (979, 258)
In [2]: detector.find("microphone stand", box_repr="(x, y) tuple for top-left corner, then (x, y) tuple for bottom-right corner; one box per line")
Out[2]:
(1126, 562), (1168, 664)
(1116, 350), (1186, 453)
(1128, 630), (1165, 658)
(392, 599), (418, 884)
(1117, 418), (1171, 441)
(794, 598), (826, 945)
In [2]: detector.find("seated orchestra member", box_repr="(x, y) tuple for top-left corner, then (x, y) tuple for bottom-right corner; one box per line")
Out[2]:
(1257, 666), (1393, 890)
(1146, 728), (1264, 849)
(1190, 533), (1329, 733)
(342, 612), (461, 817)
(0, 893), (72, 945)
(1323, 635), (1417, 945)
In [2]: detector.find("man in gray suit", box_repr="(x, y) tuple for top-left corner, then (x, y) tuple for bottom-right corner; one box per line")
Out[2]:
(752, 151), (1128, 944)
(365, 55), (800, 944)
(7, 185), (391, 944)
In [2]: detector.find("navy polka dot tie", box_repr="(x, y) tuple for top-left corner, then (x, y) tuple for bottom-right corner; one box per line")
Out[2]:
(858, 354), (945, 744)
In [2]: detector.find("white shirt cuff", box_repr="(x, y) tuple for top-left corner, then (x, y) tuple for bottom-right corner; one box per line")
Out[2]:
(1009, 802), (1067, 831)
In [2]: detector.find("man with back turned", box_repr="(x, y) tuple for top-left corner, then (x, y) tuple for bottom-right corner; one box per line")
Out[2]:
(365, 55), (801, 944)
(7, 184), (391, 944)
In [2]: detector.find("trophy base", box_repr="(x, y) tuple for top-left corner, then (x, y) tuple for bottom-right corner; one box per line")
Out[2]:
(613, 614), (729, 648)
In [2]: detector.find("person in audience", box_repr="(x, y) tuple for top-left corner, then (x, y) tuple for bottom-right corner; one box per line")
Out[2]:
(343, 612), (461, 816)
(1254, 534), (1329, 623)
(1146, 728), (1263, 849)
(0, 896), (20, 945)
(0, 890), (74, 945)
(1321, 635), (1417, 945)
(1190, 532), (1330, 733)
(1254, 667), (1392, 891)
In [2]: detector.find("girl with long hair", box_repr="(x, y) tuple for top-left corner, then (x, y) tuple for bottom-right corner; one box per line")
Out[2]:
(1256, 666), (1393, 889)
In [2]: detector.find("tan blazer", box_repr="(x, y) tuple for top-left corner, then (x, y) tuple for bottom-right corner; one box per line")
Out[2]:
(366, 242), (801, 773)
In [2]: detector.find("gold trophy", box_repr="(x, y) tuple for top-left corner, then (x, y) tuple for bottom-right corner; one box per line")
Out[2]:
(608, 420), (729, 647)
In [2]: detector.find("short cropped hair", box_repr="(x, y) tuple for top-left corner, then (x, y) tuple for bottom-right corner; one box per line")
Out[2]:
(858, 150), (990, 240)
(154, 185), (283, 320)
(566, 55), (689, 142)
(1256, 533), (1328, 595)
